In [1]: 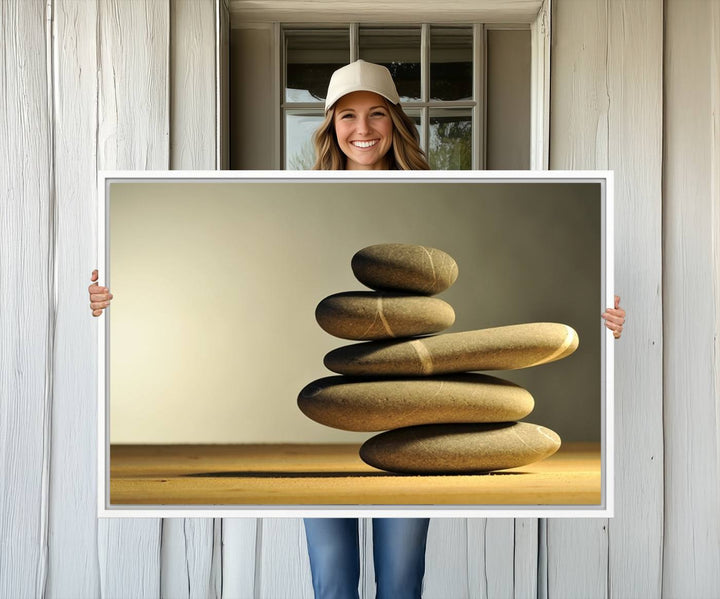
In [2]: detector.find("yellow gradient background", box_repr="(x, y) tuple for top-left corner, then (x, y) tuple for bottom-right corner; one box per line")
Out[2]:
(109, 181), (601, 444)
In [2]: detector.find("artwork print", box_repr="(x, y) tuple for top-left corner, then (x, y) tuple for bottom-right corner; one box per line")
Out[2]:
(99, 173), (612, 517)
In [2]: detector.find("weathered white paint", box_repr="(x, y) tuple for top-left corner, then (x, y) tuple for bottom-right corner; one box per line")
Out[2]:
(96, 0), (168, 595)
(467, 519), (516, 598)
(171, 1), (227, 596)
(663, 0), (720, 595)
(423, 519), (470, 598)
(547, 1), (610, 590)
(513, 518), (539, 598)
(605, 1), (664, 597)
(0, 1), (52, 597)
(222, 519), (258, 597)
(228, 0), (544, 24)
(258, 519), (314, 597)
(171, 0), (217, 170)
(47, 0), (101, 597)
(165, 1), (223, 595)
(547, 521), (608, 598)
(161, 520), (220, 599)
(548, 1), (664, 598)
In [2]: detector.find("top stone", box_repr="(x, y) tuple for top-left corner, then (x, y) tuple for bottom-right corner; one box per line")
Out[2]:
(351, 243), (459, 295)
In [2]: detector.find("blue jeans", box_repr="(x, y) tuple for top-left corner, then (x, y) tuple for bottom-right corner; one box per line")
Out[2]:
(303, 518), (430, 599)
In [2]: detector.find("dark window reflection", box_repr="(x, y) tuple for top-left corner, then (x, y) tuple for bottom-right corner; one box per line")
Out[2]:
(286, 30), (350, 102)
(359, 28), (421, 102)
(430, 27), (473, 101)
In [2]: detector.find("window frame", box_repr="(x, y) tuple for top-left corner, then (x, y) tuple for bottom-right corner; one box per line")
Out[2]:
(281, 23), (487, 170)
(247, 1), (551, 170)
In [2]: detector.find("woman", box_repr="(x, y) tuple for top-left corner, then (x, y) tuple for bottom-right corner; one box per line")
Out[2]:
(88, 60), (626, 599)
(302, 60), (433, 599)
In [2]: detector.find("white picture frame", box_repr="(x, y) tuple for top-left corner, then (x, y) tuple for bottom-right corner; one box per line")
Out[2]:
(97, 170), (614, 518)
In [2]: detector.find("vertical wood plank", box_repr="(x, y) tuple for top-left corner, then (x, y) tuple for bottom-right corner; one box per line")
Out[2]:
(550, 0), (665, 594)
(163, 1), (221, 596)
(547, 521), (607, 598)
(161, 520), (218, 599)
(222, 519), (257, 598)
(423, 519), (469, 599)
(96, 0), (169, 595)
(170, 0), (216, 170)
(0, 1), (52, 597)
(360, 518), (373, 598)
(464, 519), (515, 599)
(606, 1), (664, 597)
(98, 522), (162, 599)
(257, 519), (313, 598)
(210, 520), (223, 598)
(513, 519), (538, 599)
(663, 0), (720, 595)
(96, 0), (170, 171)
(47, 0), (101, 596)
(547, 1), (609, 594)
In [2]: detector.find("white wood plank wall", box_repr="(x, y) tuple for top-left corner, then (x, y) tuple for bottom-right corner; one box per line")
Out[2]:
(48, 1), (101, 595)
(663, 0), (720, 595)
(95, 0), (168, 595)
(549, 1), (664, 598)
(0, 1), (53, 598)
(1, 0), (719, 597)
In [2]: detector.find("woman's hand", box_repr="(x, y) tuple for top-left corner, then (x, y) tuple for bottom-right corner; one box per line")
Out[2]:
(89, 269), (113, 317)
(602, 295), (625, 339)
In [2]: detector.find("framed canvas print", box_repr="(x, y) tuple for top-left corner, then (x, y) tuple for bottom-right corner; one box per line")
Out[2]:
(97, 170), (614, 518)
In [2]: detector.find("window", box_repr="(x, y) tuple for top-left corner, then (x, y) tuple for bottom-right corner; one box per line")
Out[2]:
(228, 23), (532, 170)
(283, 25), (480, 170)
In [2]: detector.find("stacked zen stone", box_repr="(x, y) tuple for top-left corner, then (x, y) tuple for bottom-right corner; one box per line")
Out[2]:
(298, 243), (579, 474)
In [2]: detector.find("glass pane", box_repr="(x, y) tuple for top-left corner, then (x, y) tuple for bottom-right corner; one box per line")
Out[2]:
(286, 30), (349, 103)
(430, 27), (473, 101)
(359, 27), (421, 102)
(429, 109), (472, 170)
(285, 112), (324, 170)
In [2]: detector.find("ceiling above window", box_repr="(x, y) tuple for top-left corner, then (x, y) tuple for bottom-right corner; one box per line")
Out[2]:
(228, 0), (546, 26)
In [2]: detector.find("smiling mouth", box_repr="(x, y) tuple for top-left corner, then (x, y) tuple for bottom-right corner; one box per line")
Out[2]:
(350, 139), (379, 148)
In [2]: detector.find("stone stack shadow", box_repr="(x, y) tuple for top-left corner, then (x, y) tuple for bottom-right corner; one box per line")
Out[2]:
(298, 243), (579, 474)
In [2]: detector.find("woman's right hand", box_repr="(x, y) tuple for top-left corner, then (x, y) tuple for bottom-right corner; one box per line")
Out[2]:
(89, 269), (113, 317)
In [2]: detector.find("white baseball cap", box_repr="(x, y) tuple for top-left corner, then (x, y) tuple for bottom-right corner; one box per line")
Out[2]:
(324, 60), (400, 112)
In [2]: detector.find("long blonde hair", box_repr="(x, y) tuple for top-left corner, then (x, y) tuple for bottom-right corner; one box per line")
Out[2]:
(312, 100), (430, 171)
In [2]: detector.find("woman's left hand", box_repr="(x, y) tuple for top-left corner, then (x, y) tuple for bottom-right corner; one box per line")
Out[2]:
(602, 295), (625, 339)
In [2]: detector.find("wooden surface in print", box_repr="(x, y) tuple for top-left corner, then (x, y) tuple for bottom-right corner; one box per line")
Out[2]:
(109, 442), (602, 506)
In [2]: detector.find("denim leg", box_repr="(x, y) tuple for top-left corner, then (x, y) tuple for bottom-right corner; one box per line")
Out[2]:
(372, 518), (430, 599)
(303, 518), (360, 599)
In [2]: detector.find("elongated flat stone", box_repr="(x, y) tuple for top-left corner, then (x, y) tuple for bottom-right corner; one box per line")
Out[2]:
(351, 243), (459, 295)
(297, 374), (534, 431)
(324, 323), (579, 375)
(315, 292), (455, 340)
(359, 422), (561, 474)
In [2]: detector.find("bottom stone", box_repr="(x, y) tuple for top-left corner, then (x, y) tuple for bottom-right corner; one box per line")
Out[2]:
(359, 422), (561, 474)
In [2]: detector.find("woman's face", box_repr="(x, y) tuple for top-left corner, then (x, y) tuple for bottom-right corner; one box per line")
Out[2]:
(333, 91), (394, 170)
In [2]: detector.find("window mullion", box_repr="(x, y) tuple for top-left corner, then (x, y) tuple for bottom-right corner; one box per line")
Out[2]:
(350, 23), (359, 61)
(280, 26), (287, 169)
(421, 23), (430, 153)
(473, 23), (485, 171)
